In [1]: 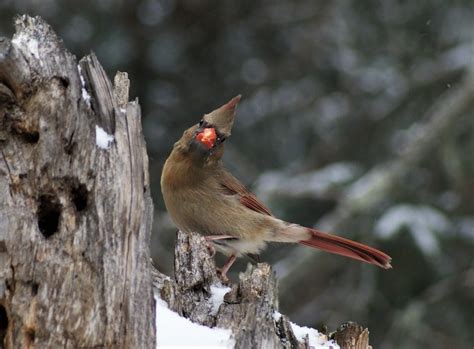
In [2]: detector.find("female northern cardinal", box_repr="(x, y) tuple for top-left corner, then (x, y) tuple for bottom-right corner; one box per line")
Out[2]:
(161, 95), (391, 281)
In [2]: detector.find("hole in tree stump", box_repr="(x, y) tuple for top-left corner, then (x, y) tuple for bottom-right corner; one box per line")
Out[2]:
(71, 183), (88, 212)
(11, 126), (39, 144)
(0, 305), (8, 344)
(21, 131), (39, 144)
(37, 194), (61, 238)
(31, 282), (39, 296)
(64, 141), (76, 155)
(56, 76), (69, 89)
(25, 327), (35, 345)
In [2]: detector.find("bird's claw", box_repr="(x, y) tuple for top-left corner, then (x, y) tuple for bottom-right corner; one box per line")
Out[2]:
(204, 238), (216, 257)
(215, 254), (236, 285)
(216, 268), (230, 284)
(206, 243), (216, 257)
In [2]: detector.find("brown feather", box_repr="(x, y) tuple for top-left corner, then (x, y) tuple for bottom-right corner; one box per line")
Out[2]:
(219, 170), (273, 216)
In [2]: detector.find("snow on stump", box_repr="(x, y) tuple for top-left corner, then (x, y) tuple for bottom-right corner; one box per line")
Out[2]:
(154, 231), (372, 349)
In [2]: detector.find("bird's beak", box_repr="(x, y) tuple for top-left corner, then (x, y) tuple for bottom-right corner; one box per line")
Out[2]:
(202, 95), (241, 138)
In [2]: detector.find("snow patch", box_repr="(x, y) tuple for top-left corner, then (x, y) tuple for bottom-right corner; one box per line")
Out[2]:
(290, 322), (339, 349)
(155, 295), (234, 348)
(77, 65), (92, 107)
(209, 284), (231, 316)
(95, 126), (114, 149)
(273, 311), (339, 349)
(375, 204), (451, 254)
(12, 32), (39, 57)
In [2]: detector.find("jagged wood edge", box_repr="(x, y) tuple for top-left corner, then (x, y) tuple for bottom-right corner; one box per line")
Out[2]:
(154, 231), (371, 349)
(0, 14), (154, 348)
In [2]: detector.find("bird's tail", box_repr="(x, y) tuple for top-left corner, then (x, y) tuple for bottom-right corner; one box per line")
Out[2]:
(298, 228), (392, 269)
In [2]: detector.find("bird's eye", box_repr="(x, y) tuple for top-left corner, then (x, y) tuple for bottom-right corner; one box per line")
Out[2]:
(199, 120), (204, 127)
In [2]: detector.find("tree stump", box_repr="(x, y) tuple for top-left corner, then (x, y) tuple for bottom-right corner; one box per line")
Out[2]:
(154, 231), (373, 349)
(0, 15), (154, 348)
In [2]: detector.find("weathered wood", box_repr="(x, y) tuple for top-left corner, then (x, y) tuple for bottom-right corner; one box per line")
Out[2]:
(155, 231), (287, 347)
(0, 37), (31, 100)
(0, 15), (154, 348)
(332, 322), (372, 349)
(154, 231), (371, 349)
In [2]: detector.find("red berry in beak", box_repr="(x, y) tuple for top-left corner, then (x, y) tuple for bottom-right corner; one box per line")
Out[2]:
(196, 127), (217, 149)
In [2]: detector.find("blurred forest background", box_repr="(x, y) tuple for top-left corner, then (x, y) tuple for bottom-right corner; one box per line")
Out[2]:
(1, 1), (473, 348)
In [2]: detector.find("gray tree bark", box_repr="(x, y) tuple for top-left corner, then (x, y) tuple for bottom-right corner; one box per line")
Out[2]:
(0, 15), (155, 348)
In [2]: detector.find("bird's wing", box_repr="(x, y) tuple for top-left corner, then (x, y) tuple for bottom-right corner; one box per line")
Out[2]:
(219, 170), (273, 216)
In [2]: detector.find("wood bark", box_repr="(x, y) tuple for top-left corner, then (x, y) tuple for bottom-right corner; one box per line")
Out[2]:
(154, 231), (373, 349)
(0, 15), (154, 348)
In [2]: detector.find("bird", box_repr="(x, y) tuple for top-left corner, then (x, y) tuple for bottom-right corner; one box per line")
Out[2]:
(161, 95), (392, 281)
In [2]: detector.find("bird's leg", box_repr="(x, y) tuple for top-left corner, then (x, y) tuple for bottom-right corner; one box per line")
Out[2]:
(217, 254), (237, 283)
(204, 235), (235, 241)
(204, 235), (235, 257)
(204, 236), (238, 282)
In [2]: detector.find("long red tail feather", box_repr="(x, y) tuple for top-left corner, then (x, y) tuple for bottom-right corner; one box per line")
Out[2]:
(299, 228), (392, 269)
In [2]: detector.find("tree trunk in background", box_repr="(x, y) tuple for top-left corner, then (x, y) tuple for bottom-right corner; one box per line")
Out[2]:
(154, 231), (373, 349)
(0, 15), (154, 348)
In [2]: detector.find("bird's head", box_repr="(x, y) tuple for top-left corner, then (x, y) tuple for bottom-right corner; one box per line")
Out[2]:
(176, 95), (241, 160)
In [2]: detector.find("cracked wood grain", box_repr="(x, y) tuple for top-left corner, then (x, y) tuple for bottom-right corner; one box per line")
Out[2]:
(154, 231), (371, 349)
(0, 15), (154, 348)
